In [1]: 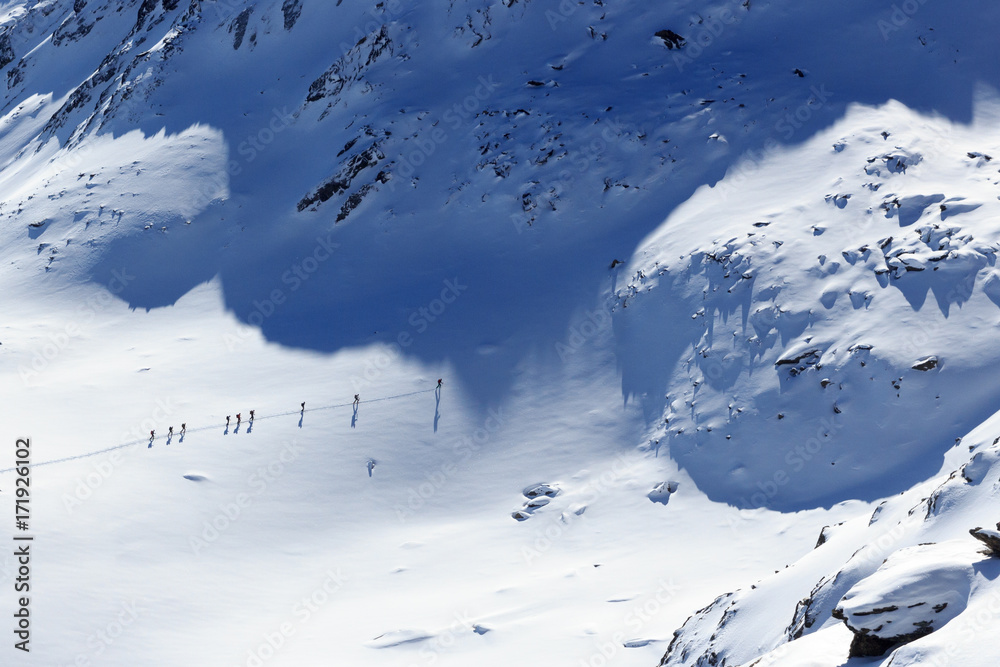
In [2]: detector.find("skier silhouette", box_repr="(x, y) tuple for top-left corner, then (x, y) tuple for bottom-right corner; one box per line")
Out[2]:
(180, 423), (186, 435)
(300, 401), (305, 412)
(226, 416), (231, 426)
(236, 413), (241, 424)
(434, 380), (442, 432)
(353, 394), (360, 406)
(168, 426), (174, 436)
(249, 410), (255, 421)
(149, 430), (155, 440)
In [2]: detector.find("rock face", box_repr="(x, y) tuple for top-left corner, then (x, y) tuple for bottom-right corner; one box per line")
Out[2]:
(832, 541), (977, 657)
(654, 29), (685, 49)
(970, 524), (1000, 557)
(912, 355), (939, 371)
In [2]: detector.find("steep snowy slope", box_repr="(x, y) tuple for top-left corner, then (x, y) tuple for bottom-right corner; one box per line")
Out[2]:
(659, 404), (1000, 667)
(615, 99), (1000, 510)
(1, 1), (1000, 666)
(3, 0), (998, 399)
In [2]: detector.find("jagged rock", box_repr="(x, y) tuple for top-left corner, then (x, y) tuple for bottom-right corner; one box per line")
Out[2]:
(136, 0), (160, 31)
(813, 522), (843, 548)
(281, 0), (303, 31)
(305, 25), (394, 104)
(654, 29), (685, 49)
(0, 31), (15, 70)
(659, 591), (738, 666)
(775, 348), (820, 367)
(230, 8), (253, 50)
(912, 355), (938, 371)
(970, 524), (1000, 557)
(298, 137), (388, 212)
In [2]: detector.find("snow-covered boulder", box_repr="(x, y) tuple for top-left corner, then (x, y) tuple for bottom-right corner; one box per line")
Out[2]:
(970, 524), (1000, 557)
(832, 541), (978, 657)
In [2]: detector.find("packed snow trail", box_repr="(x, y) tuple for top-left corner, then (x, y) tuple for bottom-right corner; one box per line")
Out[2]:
(0, 387), (438, 473)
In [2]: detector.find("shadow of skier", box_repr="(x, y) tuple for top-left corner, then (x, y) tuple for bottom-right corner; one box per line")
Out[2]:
(434, 387), (441, 433)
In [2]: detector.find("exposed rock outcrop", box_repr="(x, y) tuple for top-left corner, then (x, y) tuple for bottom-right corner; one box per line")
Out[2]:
(832, 541), (976, 657)
(970, 524), (1000, 557)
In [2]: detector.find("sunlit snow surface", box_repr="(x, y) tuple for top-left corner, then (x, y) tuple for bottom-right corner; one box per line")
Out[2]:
(1, 1), (1000, 666)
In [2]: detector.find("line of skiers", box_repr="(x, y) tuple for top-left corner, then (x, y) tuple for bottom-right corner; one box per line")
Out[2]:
(225, 410), (255, 427)
(150, 423), (186, 441)
(147, 379), (443, 443)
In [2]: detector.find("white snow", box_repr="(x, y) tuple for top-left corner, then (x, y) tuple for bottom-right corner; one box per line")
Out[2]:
(1, 1), (1000, 666)
(835, 541), (981, 641)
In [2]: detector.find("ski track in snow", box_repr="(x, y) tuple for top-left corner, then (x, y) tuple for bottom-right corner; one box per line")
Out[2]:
(0, 387), (438, 473)
(2, 0), (1000, 666)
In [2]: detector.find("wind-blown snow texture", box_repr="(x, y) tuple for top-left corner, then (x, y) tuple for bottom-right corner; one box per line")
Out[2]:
(2, 1), (1000, 665)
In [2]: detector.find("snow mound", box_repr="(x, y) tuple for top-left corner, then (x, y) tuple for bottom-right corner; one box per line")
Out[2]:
(833, 541), (978, 657)
(617, 99), (1000, 510)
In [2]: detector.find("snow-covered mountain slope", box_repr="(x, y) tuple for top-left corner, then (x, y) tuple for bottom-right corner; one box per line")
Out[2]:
(2, 1), (1000, 665)
(659, 406), (1000, 667)
(3, 0), (998, 398)
(615, 99), (1000, 510)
